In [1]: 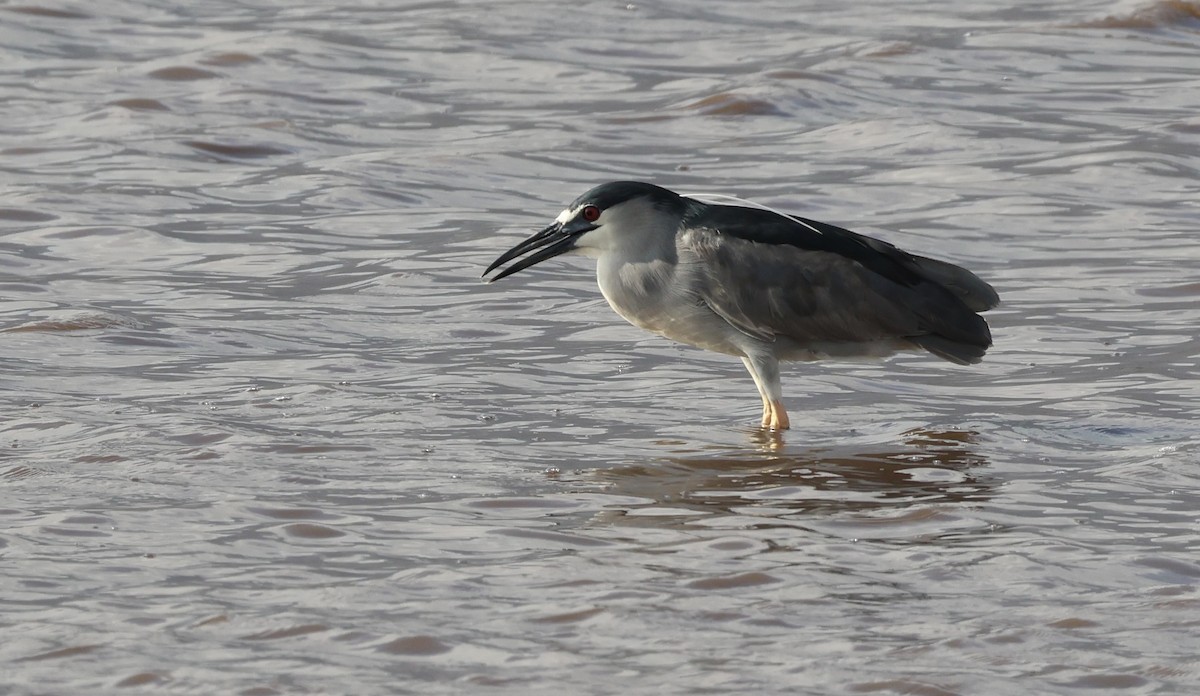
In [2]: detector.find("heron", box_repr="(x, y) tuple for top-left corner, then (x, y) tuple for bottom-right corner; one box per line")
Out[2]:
(482, 181), (998, 430)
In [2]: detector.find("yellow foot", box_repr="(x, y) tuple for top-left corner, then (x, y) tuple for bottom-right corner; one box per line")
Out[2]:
(771, 400), (791, 430)
(759, 399), (790, 431)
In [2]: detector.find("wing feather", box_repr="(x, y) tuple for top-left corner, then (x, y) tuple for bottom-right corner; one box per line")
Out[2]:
(678, 205), (995, 363)
(687, 228), (923, 345)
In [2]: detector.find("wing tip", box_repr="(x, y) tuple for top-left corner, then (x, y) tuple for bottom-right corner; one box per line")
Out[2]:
(910, 334), (991, 365)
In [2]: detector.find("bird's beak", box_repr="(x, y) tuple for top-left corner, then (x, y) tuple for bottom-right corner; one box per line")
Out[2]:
(482, 219), (597, 282)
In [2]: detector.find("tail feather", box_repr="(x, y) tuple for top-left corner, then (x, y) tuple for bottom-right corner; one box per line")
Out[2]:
(897, 252), (998, 365)
(909, 256), (1000, 312)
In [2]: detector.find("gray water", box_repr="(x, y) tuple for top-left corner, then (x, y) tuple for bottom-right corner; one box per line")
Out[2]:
(3, 1), (1200, 694)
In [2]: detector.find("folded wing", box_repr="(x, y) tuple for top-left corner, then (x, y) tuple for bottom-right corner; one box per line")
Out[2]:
(681, 203), (998, 364)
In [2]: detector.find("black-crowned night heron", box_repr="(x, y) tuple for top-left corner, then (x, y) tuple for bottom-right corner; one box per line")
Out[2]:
(483, 181), (999, 430)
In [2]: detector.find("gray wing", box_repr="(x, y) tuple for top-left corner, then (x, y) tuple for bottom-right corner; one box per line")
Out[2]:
(683, 228), (992, 363)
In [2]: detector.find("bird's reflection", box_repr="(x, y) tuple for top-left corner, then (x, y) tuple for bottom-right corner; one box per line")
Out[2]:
(584, 428), (994, 525)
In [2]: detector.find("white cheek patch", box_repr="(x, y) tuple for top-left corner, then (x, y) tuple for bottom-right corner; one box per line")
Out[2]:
(572, 223), (614, 254)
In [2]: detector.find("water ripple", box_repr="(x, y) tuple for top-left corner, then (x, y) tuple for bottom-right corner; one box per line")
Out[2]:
(3, 0), (1200, 694)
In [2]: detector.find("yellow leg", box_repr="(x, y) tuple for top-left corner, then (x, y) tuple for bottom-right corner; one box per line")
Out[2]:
(743, 355), (789, 431)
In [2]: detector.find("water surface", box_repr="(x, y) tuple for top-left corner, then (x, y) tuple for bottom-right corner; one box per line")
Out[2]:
(3, 1), (1200, 694)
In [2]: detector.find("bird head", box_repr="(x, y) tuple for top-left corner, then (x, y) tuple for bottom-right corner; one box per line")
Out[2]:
(482, 181), (685, 282)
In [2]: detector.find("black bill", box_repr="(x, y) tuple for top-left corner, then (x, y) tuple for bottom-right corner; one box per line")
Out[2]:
(482, 220), (594, 282)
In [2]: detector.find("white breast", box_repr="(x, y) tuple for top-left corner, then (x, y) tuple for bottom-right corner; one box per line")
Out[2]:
(595, 253), (746, 356)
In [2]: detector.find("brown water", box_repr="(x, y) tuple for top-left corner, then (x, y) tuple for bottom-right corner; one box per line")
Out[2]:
(3, 1), (1200, 694)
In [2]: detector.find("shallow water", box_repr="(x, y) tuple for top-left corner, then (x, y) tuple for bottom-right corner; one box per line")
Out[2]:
(3, 0), (1200, 694)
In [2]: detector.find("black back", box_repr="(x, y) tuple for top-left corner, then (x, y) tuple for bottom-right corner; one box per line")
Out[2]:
(682, 201), (929, 290)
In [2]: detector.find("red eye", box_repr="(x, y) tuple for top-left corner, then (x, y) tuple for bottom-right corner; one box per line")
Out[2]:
(581, 205), (601, 222)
